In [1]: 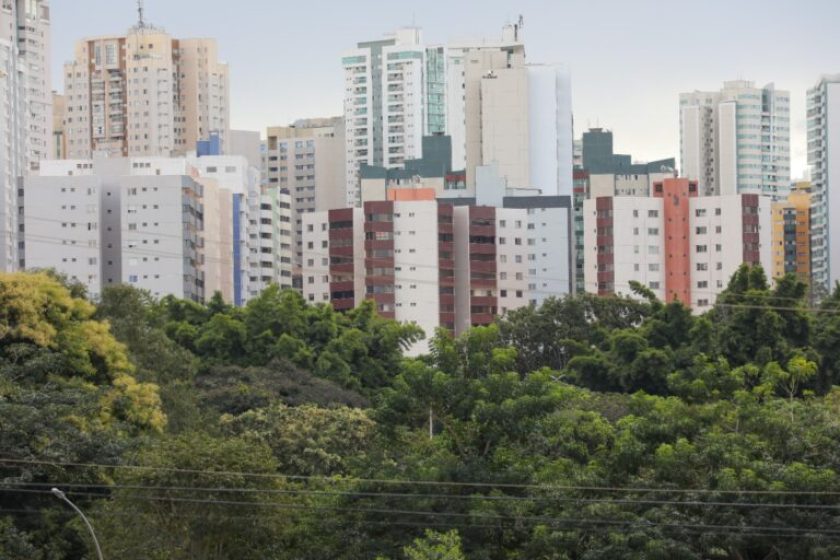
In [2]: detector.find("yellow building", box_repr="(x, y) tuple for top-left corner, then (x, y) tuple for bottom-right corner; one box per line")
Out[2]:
(771, 182), (811, 284)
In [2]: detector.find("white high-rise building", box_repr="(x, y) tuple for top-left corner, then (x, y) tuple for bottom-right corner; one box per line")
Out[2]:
(1, 0), (50, 271)
(63, 15), (229, 159)
(808, 75), (840, 294)
(680, 80), (790, 197)
(446, 27), (523, 173)
(16, 0), (51, 167)
(0, 1), (27, 271)
(23, 156), (293, 304)
(342, 28), (427, 207)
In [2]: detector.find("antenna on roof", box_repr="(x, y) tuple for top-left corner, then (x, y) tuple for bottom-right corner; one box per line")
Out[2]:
(137, 0), (145, 28)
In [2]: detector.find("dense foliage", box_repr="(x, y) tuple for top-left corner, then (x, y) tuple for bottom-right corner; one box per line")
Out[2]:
(4, 266), (840, 559)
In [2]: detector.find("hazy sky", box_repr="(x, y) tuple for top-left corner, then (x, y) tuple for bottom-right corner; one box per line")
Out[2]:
(51, 0), (840, 178)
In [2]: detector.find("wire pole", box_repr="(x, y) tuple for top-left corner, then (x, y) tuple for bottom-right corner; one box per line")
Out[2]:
(51, 488), (104, 560)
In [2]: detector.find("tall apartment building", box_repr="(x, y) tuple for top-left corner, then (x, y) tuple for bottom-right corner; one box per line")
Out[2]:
(680, 80), (790, 197)
(264, 118), (345, 272)
(459, 42), (573, 197)
(302, 137), (573, 355)
(25, 158), (209, 301)
(447, 21), (525, 175)
(189, 153), (261, 305)
(0, 0), (27, 272)
(771, 182), (810, 285)
(302, 191), (571, 355)
(342, 28), (429, 207)
(23, 156), (292, 304)
(808, 75), (840, 295)
(584, 178), (772, 311)
(14, 0), (50, 167)
(63, 20), (229, 159)
(343, 22), (573, 205)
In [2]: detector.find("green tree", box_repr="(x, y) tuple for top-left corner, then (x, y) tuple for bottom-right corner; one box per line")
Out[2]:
(403, 530), (465, 560)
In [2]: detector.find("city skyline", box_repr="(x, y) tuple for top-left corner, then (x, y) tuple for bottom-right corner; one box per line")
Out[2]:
(51, 0), (840, 179)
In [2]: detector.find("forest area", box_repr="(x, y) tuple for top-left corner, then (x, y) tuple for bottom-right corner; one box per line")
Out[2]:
(4, 266), (840, 559)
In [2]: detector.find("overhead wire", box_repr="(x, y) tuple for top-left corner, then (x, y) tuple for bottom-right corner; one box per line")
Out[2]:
(4, 457), (840, 497)
(3, 488), (840, 540)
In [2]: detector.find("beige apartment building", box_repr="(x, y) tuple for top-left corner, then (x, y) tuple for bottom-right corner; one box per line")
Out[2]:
(264, 117), (345, 271)
(63, 23), (229, 159)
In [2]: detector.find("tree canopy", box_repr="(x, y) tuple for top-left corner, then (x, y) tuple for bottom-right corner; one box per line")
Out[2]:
(5, 266), (840, 559)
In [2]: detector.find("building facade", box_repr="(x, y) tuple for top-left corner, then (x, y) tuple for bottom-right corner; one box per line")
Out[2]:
(25, 158), (208, 301)
(583, 178), (772, 311)
(808, 75), (840, 295)
(0, 0), (26, 271)
(302, 167), (572, 355)
(581, 127), (676, 198)
(264, 118), (345, 273)
(680, 80), (790, 197)
(63, 23), (229, 159)
(342, 28), (428, 207)
(771, 182), (810, 285)
(23, 156), (292, 304)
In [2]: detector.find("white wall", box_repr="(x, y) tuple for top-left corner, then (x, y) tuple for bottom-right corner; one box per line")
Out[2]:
(393, 201), (439, 355)
(718, 101), (738, 196)
(302, 211), (331, 304)
(527, 64), (573, 197)
(495, 208), (529, 315)
(530, 206), (572, 304)
(827, 83), (840, 288)
(24, 176), (102, 298)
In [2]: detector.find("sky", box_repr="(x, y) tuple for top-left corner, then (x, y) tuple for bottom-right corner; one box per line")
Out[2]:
(51, 0), (840, 179)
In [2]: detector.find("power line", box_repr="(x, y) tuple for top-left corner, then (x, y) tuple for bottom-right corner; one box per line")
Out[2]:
(4, 457), (840, 496)
(5, 482), (840, 511)
(5, 487), (840, 539)
(0, 507), (831, 541)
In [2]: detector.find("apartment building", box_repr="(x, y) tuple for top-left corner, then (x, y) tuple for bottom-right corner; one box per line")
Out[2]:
(22, 155), (294, 304)
(25, 158), (208, 301)
(303, 198), (452, 355)
(0, 2), (26, 272)
(16, 0), (51, 166)
(302, 164), (572, 354)
(360, 135), (468, 203)
(193, 151), (293, 299)
(342, 28), (428, 207)
(189, 154), (257, 305)
(584, 178), (772, 311)
(264, 118), (345, 272)
(581, 127), (676, 197)
(63, 21), (229, 159)
(808, 75), (840, 295)
(680, 80), (790, 197)
(23, 163), (103, 297)
(771, 182), (810, 285)
(475, 61), (573, 196)
(446, 21), (524, 174)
